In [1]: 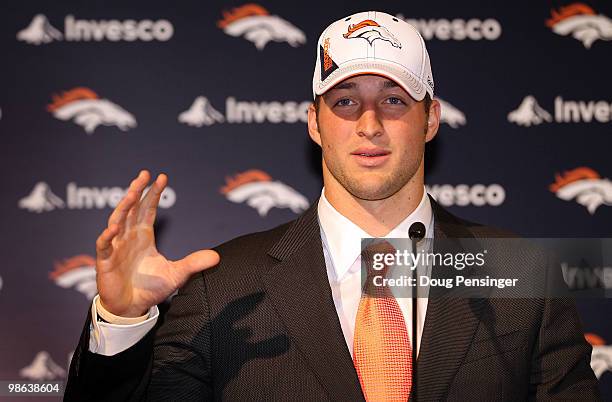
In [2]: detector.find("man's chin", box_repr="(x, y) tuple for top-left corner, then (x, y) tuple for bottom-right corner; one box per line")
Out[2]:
(345, 179), (400, 201)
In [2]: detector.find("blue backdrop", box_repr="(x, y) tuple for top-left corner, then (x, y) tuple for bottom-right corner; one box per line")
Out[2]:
(1, 0), (611, 399)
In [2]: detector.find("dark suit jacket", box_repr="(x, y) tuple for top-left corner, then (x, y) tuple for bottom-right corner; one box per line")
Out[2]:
(64, 198), (601, 401)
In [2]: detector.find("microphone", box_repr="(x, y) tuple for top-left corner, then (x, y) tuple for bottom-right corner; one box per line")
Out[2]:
(409, 221), (426, 241)
(408, 221), (425, 400)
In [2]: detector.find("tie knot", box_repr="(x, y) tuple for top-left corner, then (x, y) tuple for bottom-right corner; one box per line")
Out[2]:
(362, 240), (396, 270)
(361, 240), (397, 295)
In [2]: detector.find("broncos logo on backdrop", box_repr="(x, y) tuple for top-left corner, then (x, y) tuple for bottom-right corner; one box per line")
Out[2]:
(585, 333), (612, 379)
(343, 19), (401, 48)
(50, 254), (97, 300)
(549, 167), (612, 214)
(437, 98), (466, 129)
(47, 87), (136, 134)
(220, 169), (309, 217)
(546, 3), (612, 49)
(18, 182), (65, 213)
(17, 14), (62, 45)
(217, 4), (306, 50)
(20, 351), (66, 381)
(507, 95), (552, 127)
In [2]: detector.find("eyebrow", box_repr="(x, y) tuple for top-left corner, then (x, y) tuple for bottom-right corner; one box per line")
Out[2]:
(332, 81), (357, 90)
(383, 80), (400, 89)
(330, 79), (400, 92)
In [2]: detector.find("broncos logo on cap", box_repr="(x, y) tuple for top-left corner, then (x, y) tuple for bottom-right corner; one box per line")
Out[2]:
(50, 254), (97, 300)
(549, 167), (612, 214)
(343, 19), (401, 48)
(585, 333), (612, 379)
(546, 3), (612, 49)
(47, 87), (136, 134)
(217, 4), (306, 50)
(220, 169), (309, 217)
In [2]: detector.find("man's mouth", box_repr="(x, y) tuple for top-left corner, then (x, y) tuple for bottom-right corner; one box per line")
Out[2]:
(351, 147), (390, 157)
(353, 152), (388, 156)
(350, 148), (391, 167)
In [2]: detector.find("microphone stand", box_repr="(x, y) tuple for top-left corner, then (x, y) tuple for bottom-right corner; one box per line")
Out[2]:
(408, 222), (426, 402)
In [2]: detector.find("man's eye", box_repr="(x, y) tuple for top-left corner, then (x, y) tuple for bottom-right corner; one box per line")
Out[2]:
(335, 98), (355, 106)
(385, 97), (405, 105)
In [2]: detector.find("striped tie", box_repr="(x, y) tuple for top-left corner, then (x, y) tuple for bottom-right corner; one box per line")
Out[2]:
(353, 241), (412, 401)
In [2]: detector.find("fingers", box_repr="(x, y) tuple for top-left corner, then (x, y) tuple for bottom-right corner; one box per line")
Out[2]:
(137, 173), (168, 226)
(107, 190), (137, 228)
(96, 224), (120, 260)
(125, 170), (152, 228)
(106, 170), (150, 237)
(173, 250), (221, 283)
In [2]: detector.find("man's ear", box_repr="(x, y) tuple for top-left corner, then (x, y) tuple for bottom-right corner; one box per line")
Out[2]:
(308, 103), (322, 147)
(425, 98), (441, 143)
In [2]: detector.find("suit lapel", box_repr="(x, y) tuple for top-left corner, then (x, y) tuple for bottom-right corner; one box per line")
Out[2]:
(412, 197), (488, 401)
(262, 204), (365, 401)
(261, 197), (489, 401)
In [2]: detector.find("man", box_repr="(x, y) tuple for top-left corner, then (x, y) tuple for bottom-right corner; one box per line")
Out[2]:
(65, 11), (600, 401)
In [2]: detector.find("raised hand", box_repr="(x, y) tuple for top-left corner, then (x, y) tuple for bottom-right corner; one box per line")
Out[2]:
(95, 170), (220, 317)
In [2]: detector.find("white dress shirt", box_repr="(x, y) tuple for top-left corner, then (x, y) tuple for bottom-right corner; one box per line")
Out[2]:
(89, 188), (434, 358)
(318, 188), (433, 357)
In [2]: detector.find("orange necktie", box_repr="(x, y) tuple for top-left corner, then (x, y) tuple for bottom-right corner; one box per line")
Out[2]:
(353, 241), (412, 401)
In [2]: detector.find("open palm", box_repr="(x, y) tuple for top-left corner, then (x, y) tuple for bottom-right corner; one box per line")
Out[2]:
(95, 170), (219, 317)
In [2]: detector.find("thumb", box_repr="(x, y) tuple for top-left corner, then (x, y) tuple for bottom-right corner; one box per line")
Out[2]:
(174, 249), (220, 278)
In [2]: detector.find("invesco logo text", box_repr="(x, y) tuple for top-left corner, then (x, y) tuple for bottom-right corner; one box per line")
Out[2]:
(64, 183), (176, 208)
(65, 16), (173, 41)
(178, 95), (310, 127)
(225, 97), (309, 124)
(397, 15), (502, 41)
(17, 14), (173, 44)
(18, 182), (176, 213)
(426, 184), (506, 207)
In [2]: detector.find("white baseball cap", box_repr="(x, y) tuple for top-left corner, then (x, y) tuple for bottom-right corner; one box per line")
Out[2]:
(312, 11), (434, 101)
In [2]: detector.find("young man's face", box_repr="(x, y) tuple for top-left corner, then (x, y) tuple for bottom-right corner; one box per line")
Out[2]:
(308, 74), (440, 201)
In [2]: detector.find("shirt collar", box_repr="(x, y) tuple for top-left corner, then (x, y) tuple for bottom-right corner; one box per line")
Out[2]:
(317, 187), (433, 281)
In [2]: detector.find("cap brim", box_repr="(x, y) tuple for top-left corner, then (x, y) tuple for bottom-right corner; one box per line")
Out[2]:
(314, 61), (429, 101)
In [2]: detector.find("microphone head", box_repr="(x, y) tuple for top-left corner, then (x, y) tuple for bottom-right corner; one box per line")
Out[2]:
(409, 222), (426, 240)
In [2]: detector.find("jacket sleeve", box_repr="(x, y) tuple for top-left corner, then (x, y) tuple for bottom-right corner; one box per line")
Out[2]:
(147, 269), (214, 400)
(528, 253), (602, 401)
(63, 271), (213, 401)
(63, 308), (155, 401)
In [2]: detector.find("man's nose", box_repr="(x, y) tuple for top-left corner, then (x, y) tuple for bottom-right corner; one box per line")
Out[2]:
(356, 108), (383, 139)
